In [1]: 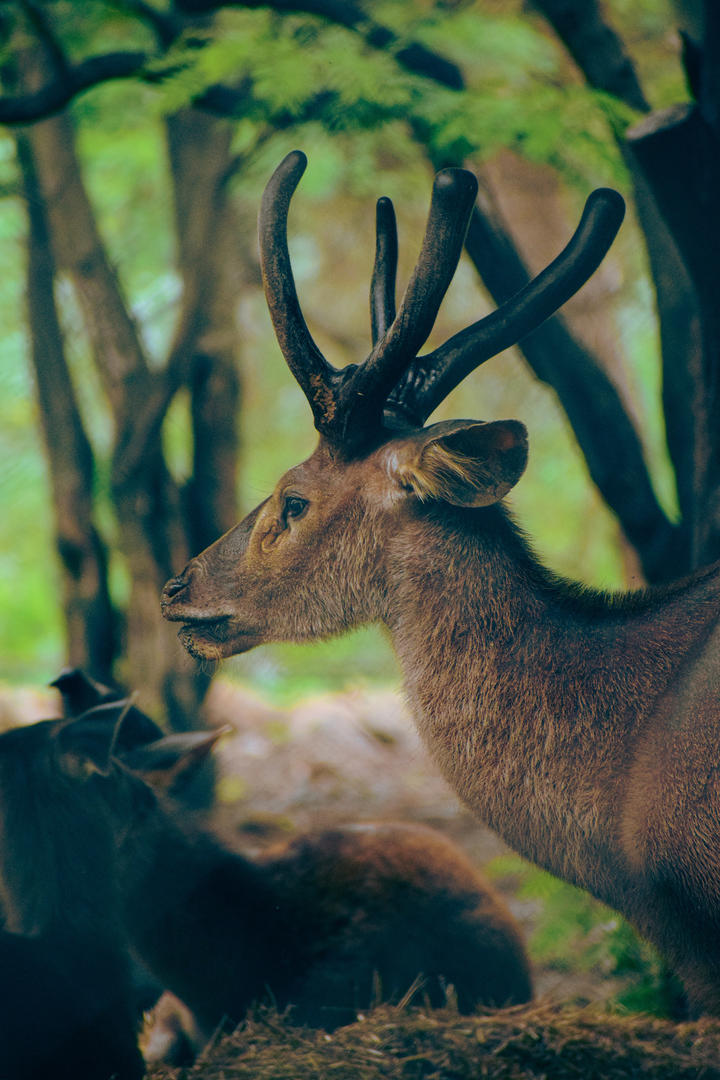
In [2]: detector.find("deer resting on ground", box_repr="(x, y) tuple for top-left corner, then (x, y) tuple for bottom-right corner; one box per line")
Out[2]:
(51, 673), (532, 1047)
(117, 725), (532, 1040)
(162, 150), (720, 1015)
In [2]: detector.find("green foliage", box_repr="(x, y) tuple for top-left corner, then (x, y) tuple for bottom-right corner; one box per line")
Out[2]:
(488, 855), (673, 1016)
(226, 625), (400, 705)
(145, 5), (630, 190)
(150, 11), (418, 126)
(0, 356), (63, 681)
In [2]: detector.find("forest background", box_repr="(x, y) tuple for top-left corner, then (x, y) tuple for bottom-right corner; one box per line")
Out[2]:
(0, 0), (698, 703)
(1, 0), (716, 1017)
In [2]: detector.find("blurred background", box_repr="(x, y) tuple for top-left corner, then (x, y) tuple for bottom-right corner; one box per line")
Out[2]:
(0, 0), (716, 1016)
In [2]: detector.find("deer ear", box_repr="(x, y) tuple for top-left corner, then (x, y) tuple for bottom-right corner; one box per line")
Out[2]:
(389, 419), (528, 507)
(121, 729), (229, 795)
(50, 667), (114, 717)
(54, 702), (129, 779)
(51, 670), (166, 750)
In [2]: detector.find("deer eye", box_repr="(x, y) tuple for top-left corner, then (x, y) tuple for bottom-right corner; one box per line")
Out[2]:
(283, 495), (308, 521)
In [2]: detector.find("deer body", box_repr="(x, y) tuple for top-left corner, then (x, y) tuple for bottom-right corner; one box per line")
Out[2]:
(162, 151), (720, 1011)
(167, 447), (720, 1011)
(390, 505), (720, 899)
(116, 744), (532, 1039)
(391, 492), (720, 1014)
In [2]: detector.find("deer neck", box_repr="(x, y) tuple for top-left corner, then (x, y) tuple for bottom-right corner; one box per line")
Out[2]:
(384, 503), (716, 904)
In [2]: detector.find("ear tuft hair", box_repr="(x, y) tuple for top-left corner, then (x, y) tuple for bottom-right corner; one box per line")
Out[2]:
(397, 445), (492, 504)
(392, 419), (528, 508)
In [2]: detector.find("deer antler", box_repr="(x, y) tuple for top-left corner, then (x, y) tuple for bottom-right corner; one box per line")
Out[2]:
(258, 151), (339, 424)
(370, 196), (398, 346)
(385, 186), (626, 427)
(258, 151), (625, 453)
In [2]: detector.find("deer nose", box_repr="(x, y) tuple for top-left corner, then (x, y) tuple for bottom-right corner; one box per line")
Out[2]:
(163, 576), (188, 600)
(161, 562), (198, 607)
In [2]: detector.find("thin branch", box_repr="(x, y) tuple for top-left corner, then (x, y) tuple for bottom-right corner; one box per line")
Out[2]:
(0, 51), (149, 123)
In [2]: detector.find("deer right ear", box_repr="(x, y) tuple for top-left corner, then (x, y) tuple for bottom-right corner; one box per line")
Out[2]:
(387, 419), (528, 508)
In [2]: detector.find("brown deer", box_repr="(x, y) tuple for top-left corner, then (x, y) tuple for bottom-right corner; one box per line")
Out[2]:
(161, 150), (720, 1016)
(114, 727), (532, 1041)
(0, 708), (145, 1080)
(50, 675), (529, 1045)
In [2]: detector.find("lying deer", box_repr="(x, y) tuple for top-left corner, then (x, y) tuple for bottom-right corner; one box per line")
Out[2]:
(116, 725), (532, 1040)
(161, 151), (720, 1015)
(0, 709), (145, 1080)
(49, 675), (531, 1042)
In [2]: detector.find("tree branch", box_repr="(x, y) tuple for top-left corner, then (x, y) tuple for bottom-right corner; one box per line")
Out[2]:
(167, 108), (244, 548)
(531, 0), (649, 112)
(530, 0), (706, 575)
(461, 182), (681, 582)
(0, 0), (464, 126)
(0, 51), (149, 123)
(175, 0), (464, 89)
(21, 107), (152, 427)
(627, 103), (720, 564)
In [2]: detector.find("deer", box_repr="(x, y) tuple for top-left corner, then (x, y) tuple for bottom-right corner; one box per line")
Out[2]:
(118, 728), (532, 1041)
(0, 707), (145, 1080)
(160, 150), (720, 1017)
(49, 672), (531, 1050)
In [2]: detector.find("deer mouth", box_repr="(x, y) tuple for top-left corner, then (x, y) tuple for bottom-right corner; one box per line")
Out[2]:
(177, 617), (262, 660)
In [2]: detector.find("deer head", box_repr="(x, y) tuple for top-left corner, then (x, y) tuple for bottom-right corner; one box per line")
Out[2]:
(161, 151), (624, 660)
(0, 702), (133, 937)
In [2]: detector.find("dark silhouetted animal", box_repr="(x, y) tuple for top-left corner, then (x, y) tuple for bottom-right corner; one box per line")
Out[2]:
(0, 710), (144, 1080)
(162, 151), (720, 1014)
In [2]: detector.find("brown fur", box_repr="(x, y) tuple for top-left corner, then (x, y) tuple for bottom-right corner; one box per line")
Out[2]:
(163, 417), (720, 1015)
(115, 740), (532, 1045)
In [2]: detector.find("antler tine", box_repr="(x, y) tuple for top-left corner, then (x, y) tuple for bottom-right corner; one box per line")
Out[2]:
(387, 187), (626, 426)
(370, 197), (398, 346)
(349, 169), (479, 418)
(258, 150), (338, 432)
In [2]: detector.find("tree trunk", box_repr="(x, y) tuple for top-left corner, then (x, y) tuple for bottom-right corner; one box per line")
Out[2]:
(165, 108), (245, 556)
(18, 104), (199, 719)
(16, 132), (117, 681)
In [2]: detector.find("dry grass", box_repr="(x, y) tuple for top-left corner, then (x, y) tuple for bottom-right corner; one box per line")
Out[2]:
(147, 1001), (720, 1079)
